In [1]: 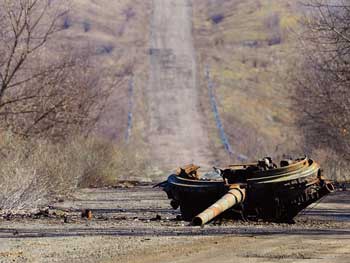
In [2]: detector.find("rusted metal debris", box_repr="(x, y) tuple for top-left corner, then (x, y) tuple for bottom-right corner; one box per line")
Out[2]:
(176, 164), (201, 180)
(81, 209), (93, 220)
(158, 157), (334, 225)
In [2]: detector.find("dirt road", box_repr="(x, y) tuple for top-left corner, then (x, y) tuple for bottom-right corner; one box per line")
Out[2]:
(0, 187), (349, 262)
(148, 0), (213, 169)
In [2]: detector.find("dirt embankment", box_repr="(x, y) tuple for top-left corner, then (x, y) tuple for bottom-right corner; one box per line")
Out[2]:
(147, 0), (213, 169)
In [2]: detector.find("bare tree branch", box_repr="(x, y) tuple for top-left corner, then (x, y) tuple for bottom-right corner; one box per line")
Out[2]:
(292, 0), (350, 160)
(0, 0), (126, 141)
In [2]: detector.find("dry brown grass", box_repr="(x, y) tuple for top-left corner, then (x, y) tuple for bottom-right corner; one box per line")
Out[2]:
(0, 133), (147, 212)
(0, 133), (76, 211)
(61, 0), (151, 142)
(0, 0), (152, 212)
(77, 138), (150, 187)
(193, 0), (303, 159)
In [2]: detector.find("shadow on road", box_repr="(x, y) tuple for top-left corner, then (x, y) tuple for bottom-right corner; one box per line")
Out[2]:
(0, 225), (349, 239)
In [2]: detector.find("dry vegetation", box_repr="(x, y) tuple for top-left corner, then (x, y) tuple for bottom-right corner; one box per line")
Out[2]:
(291, 0), (350, 181)
(0, 0), (116, 139)
(0, 132), (149, 212)
(193, 0), (302, 161)
(0, 0), (149, 212)
(293, 1), (350, 156)
(192, 0), (350, 180)
(64, 0), (150, 142)
(1, 0), (349, 212)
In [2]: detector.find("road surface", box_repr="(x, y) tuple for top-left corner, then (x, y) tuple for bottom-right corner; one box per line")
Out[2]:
(147, 0), (213, 169)
(0, 188), (349, 262)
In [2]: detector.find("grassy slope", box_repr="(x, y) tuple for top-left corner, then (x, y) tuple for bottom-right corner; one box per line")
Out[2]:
(60, 0), (150, 143)
(193, 0), (302, 161)
(60, 0), (303, 167)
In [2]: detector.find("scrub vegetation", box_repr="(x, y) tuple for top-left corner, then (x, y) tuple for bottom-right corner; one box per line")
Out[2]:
(0, 0), (149, 212)
(292, 0), (350, 181)
(192, 0), (302, 161)
(1, 0), (349, 212)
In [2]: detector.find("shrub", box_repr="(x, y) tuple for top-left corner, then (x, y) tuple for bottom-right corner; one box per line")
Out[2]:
(0, 133), (145, 212)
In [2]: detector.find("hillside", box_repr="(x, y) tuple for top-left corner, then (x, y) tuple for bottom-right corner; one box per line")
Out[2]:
(193, 0), (302, 162)
(62, 0), (150, 141)
(61, 0), (303, 171)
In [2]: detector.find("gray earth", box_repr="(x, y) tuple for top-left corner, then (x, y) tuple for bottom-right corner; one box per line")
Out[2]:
(0, 186), (349, 263)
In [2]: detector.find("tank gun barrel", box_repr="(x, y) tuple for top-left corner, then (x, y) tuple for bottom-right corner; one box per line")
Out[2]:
(192, 185), (245, 226)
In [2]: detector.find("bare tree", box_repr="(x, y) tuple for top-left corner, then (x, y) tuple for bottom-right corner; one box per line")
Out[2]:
(0, 0), (65, 100)
(0, 0), (120, 140)
(293, 0), (350, 160)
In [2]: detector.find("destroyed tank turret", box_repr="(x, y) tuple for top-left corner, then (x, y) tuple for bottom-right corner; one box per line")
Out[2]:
(157, 157), (334, 225)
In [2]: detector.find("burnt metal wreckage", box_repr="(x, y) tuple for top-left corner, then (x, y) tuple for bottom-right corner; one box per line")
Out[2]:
(157, 157), (335, 225)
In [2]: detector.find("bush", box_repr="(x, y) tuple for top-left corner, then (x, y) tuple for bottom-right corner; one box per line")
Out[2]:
(0, 133), (145, 212)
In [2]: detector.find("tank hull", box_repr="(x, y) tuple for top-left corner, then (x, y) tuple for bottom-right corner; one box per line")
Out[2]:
(160, 157), (334, 223)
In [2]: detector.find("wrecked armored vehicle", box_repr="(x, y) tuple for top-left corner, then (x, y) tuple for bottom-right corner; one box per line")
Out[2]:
(158, 157), (334, 225)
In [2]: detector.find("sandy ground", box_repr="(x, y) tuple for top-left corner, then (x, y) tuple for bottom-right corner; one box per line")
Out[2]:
(147, 0), (213, 169)
(0, 186), (349, 263)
